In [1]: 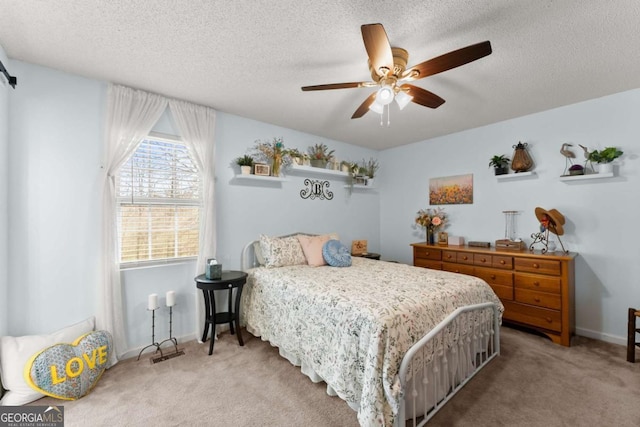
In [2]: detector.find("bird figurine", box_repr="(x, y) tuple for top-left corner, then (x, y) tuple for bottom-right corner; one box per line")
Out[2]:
(560, 143), (575, 175)
(579, 144), (595, 172)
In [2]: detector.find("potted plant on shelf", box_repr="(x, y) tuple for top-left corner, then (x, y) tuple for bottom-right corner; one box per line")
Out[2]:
(236, 155), (254, 175)
(307, 143), (335, 168)
(586, 146), (623, 174)
(489, 155), (510, 175)
(286, 148), (303, 165)
(365, 158), (380, 186)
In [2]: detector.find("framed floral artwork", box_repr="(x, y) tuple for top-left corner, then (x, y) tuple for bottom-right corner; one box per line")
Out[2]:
(429, 174), (473, 205)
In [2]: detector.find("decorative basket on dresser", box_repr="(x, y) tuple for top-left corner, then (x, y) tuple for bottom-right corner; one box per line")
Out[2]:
(411, 243), (577, 346)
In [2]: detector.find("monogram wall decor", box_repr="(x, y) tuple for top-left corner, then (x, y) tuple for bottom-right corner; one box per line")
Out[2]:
(300, 179), (333, 200)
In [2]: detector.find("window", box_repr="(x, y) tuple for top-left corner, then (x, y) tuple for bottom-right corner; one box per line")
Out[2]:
(117, 134), (202, 265)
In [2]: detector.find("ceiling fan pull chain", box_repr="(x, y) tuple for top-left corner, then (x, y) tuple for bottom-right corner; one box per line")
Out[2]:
(387, 105), (391, 127)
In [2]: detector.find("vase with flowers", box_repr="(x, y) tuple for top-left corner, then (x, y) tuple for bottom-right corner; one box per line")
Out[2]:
(253, 137), (291, 177)
(415, 207), (447, 245)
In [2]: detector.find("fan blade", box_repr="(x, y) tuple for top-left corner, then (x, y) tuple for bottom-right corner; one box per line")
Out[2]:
(402, 84), (445, 108)
(403, 41), (492, 81)
(351, 92), (377, 119)
(361, 23), (394, 78)
(301, 82), (368, 91)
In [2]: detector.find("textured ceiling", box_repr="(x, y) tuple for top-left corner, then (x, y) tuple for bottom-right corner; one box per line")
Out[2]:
(1, 1), (640, 150)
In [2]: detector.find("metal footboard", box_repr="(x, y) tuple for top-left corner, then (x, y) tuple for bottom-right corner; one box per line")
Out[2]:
(396, 302), (500, 426)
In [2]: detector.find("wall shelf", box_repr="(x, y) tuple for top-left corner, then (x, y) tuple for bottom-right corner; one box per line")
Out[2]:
(234, 174), (287, 182)
(496, 171), (537, 181)
(343, 184), (376, 191)
(289, 164), (348, 179)
(559, 172), (614, 182)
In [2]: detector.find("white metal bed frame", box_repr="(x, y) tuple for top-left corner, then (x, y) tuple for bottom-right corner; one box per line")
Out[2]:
(241, 237), (500, 426)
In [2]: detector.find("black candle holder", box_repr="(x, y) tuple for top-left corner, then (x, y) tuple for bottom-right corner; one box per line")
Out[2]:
(159, 305), (179, 354)
(137, 308), (163, 361)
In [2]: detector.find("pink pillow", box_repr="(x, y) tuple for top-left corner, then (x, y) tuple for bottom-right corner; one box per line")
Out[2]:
(297, 234), (331, 266)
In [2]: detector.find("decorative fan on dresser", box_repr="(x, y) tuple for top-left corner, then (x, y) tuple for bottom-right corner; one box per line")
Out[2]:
(301, 23), (492, 119)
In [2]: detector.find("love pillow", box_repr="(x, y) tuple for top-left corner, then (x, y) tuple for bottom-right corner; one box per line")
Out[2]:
(24, 330), (113, 400)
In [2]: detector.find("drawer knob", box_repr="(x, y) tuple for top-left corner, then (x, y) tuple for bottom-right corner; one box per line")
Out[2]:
(447, 255), (453, 259)
(490, 275), (496, 280)
(533, 281), (540, 287)
(463, 256), (468, 260)
(534, 297), (541, 302)
(500, 260), (506, 265)
(480, 258), (487, 263)
(533, 263), (539, 269)
(228, 284), (233, 288)
(425, 252), (430, 256)
(545, 317), (552, 323)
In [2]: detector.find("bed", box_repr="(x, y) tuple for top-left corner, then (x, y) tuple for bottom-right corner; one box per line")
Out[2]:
(240, 234), (503, 426)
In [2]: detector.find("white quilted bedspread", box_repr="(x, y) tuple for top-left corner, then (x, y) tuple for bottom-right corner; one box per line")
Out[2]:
(240, 257), (503, 426)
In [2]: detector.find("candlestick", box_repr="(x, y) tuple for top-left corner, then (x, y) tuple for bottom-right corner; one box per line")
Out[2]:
(166, 291), (176, 307)
(137, 306), (163, 361)
(148, 293), (159, 311)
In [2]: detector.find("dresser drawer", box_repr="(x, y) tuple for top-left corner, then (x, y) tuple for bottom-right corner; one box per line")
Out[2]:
(415, 259), (442, 270)
(515, 288), (561, 310)
(473, 253), (492, 267)
(514, 257), (561, 275)
(503, 301), (562, 332)
(456, 252), (474, 265)
(414, 247), (442, 261)
(488, 283), (513, 301)
(474, 266), (513, 287)
(442, 251), (457, 263)
(515, 272), (561, 294)
(492, 255), (513, 270)
(442, 262), (474, 275)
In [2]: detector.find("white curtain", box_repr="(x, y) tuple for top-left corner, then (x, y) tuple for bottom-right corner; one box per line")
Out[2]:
(100, 84), (168, 364)
(169, 99), (216, 342)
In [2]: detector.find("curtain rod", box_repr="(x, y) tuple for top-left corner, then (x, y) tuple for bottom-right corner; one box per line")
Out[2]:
(0, 59), (17, 89)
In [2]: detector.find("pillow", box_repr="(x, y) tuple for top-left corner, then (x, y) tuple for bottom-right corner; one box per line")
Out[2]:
(322, 240), (352, 267)
(0, 316), (95, 406)
(24, 330), (112, 401)
(259, 234), (306, 268)
(297, 234), (331, 267)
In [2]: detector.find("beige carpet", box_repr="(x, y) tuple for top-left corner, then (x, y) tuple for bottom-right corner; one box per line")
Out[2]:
(28, 326), (640, 426)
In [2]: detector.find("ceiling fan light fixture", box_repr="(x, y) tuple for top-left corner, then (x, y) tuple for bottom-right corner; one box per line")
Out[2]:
(376, 85), (394, 105)
(368, 100), (384, 114)
(395, 90), (413, 110)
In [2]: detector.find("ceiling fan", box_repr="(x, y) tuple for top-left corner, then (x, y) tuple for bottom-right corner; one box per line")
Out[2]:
(301, 23), (492, 119)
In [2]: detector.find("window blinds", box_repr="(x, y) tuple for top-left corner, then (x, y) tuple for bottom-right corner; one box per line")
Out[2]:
(117, 137), (202, 264)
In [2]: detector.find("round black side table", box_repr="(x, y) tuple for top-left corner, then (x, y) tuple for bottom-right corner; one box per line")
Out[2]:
(195, 271), (248, 355)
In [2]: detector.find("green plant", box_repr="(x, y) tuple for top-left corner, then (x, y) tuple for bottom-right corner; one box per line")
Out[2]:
(587, 147), (623, 163)
(488, 155), (510, 168)
(364, 157), (380, 178)
(236, 155), (254, 166)
(307, 143), (335, 162)
(285, 148), (303, 158)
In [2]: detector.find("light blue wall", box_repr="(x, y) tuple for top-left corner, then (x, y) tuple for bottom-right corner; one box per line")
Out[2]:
(379, 89), (640, 344)
(4, 61), (380, 353)
(7, 61), (104, 336)
(0, 44), (9, 336)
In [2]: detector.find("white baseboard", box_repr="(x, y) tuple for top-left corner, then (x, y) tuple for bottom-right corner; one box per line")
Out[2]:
(119, 332), (198, 361)
(576, 327), (626, 347)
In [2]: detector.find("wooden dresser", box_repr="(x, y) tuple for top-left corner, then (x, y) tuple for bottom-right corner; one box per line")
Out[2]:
(411, 243), (577, 346)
